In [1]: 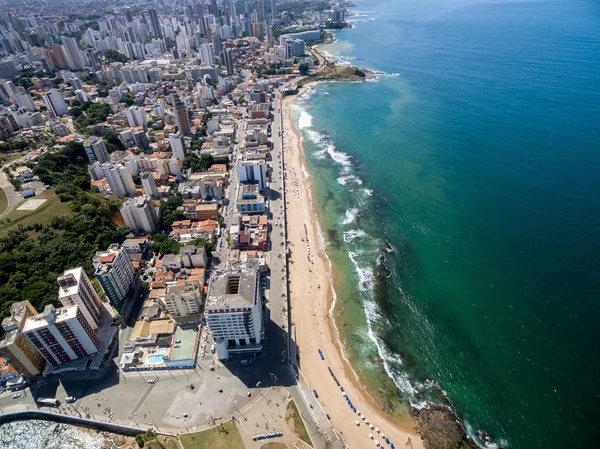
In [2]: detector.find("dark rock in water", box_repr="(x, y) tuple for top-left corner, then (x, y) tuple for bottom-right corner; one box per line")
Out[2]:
(478, 429), (493, 445)
(413, 404), (475, 449)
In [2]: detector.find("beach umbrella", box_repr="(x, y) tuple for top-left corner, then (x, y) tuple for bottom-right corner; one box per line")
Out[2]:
(356, 410), (360, 415)
(370, 424), (374, 429)
(353, 408), (357, 413)
(381, 433), (385, 438)
(390, 444), (395, 449)
(365, 419), (369, 424)
(375, 427), (380, 433)
(375, 440), (380, 446)
(385, 438), (389, 444)
(369, 433), (373, 439)
(355, 420), (360, 426)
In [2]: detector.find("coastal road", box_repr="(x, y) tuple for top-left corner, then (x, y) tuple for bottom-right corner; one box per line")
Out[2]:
(0, 169), (21, 219)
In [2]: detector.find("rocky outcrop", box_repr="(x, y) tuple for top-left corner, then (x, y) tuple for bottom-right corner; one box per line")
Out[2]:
(413, 404), (475, 449)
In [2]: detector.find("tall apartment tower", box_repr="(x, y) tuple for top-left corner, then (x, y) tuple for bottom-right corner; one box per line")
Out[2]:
(120, 195), (160, 234)
(0, 301), (45, 377)
(164, 283), (201, 317)
(168, 133), (186, 160)
(224, 48), (234, 75)
(141, 172), (160, 198)
(84, 136), (109, 163)
(271, 0), (276, 19)
(205, 268), (263, 358)
(102, 162), (137, 199)
(57, 267), (103, 330)
(43, 89), (68, 117)
(148, 9), (163, 39)
(229, 0), (237, 19)
(23, 305), (99, 367)
(258, 0), (265, 22)
(172, 94), (191, 135)
(93, 244), (136, 310)
(126, 106), (146, 127)
(60, 36), (85, 70)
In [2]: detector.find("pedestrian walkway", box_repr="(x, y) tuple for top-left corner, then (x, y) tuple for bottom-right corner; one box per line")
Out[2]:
(294, 438), (314, 449)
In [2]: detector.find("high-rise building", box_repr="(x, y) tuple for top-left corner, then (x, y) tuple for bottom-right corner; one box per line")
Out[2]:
(102, 162), (137, 199)
(93, 244), (136, 310)
(271, 0), (276, 19)
(120, 195), (160, 234)
(141, 172), (160, 198)
(23, 305), (99, 368)
(0, 301), (45, 377)
(200, 43), (215, 66)
(74, 89), (88, 103)
(172, 94), (191, 135)
(169, 133), (186, 160)
(229, 0), (237, 20)
(224, 47), (234, 75)
(236, 160), (267, 191)
(205, 268), (263, 358)
(163, 283), (201, 317)
(258, 0), (265, 22)
(60, 36), (85, 70)
(125, 106), (146, 127)
(148, 9), (163, 39)
(133, 130), (150, 150)
(43, 89), (68, 117)
(57, 267), (103, 330)
(84, 136), (110, 163)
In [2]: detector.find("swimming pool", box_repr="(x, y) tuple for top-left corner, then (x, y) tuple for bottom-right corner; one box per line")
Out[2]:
(147, 354), (168, 364)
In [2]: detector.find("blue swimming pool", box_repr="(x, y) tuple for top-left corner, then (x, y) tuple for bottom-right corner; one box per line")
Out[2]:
(147, 354), (167, 364)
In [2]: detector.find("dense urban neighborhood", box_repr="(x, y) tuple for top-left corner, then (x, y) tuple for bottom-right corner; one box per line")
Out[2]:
(0, 0), (360, 448)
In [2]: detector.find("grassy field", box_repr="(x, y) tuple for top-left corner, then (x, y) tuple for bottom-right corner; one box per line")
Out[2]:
(285, 400), (312, 446)
(180, 420), (244, 449)
(260, 443), (289, 449)
(1, 188), (71, 229)
(145, 435), (181, 449)
(0, 186), (7, 216)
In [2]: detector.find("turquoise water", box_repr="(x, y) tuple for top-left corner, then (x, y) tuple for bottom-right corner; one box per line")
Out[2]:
(293, 1), (600, 448)
(147, 353), (168, 364)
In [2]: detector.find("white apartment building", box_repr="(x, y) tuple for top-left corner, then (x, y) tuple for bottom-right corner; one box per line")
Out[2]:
(23, 305), (99, 368)
(102, 162), (137, 198)
(125, 106), (146, 127)
(93, 244), (136, 310)
(236, 160), (267, 191)
(163, 283), (201, 318)
(120, 195), (160, 234)
(169, 133), (186, 160)
(57, 267), (103, 330)
(43, 89), (68, 117)
(205, 268), (263, 358)
(141, 172), (160, 198)
(84, 136), (110, 163)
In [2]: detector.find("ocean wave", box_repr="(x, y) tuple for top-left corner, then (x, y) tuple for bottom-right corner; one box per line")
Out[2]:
(363, 188), (374, 196)
(465, 421), (510, 449)
(348, 251), (376, 292)
(298, 110), (313, 129)
(337, 174), (363, 186)
(343, 229), (367, 243)
(343, 208), (359, 225)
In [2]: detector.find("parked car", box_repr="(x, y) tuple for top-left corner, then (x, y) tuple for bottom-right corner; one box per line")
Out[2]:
(147, 379), (155, 384)
(12, 393), (21, 399)
(313, 389), (319, 398)
(65, 396), (77, 403)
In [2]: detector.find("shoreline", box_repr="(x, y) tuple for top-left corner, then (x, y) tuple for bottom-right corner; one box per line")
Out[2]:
(282, 87), (425, 448)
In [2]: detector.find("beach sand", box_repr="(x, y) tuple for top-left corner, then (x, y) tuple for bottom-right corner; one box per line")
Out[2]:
(282, 93), (425, 449)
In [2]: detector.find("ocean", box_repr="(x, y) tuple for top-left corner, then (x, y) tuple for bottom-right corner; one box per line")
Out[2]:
(291, 0), (600, 448)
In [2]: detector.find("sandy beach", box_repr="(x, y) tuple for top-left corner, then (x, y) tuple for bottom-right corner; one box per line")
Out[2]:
(282, 93), (425, 449)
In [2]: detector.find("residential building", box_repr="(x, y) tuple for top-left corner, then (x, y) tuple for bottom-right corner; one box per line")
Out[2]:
(141, 172), (160, 198)
(172, 94), (191, 134)
(205, 268), (263, 358)
(126, 106), (145, 127)
(0, 301), (45, 377)
(236, 183), (265, 214)
(180, 245), (208, 268)
(120, 195), (160, 234)
(169, 133), (186, 160)
(43, 89), (68, 117)
(93, 244), (136, 310)
(163, 283), (201, 318)
(57, 267), (103, 330)
(237, 160), (267, 191)
(23, 305), (99, 368)
(84, 136), (110, 163)
(102, 162), (136, 198)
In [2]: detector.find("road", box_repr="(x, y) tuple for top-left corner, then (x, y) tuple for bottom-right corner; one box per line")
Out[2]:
(0, 169), (21, 218)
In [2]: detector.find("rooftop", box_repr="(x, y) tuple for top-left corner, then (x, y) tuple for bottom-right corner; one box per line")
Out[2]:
(206, 268), (259, 311)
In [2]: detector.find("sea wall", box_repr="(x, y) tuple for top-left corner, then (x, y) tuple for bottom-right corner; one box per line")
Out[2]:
(0, 410), (145, 437)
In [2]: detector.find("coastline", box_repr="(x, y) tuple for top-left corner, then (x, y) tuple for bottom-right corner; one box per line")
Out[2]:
(282, 89), (425, 448)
